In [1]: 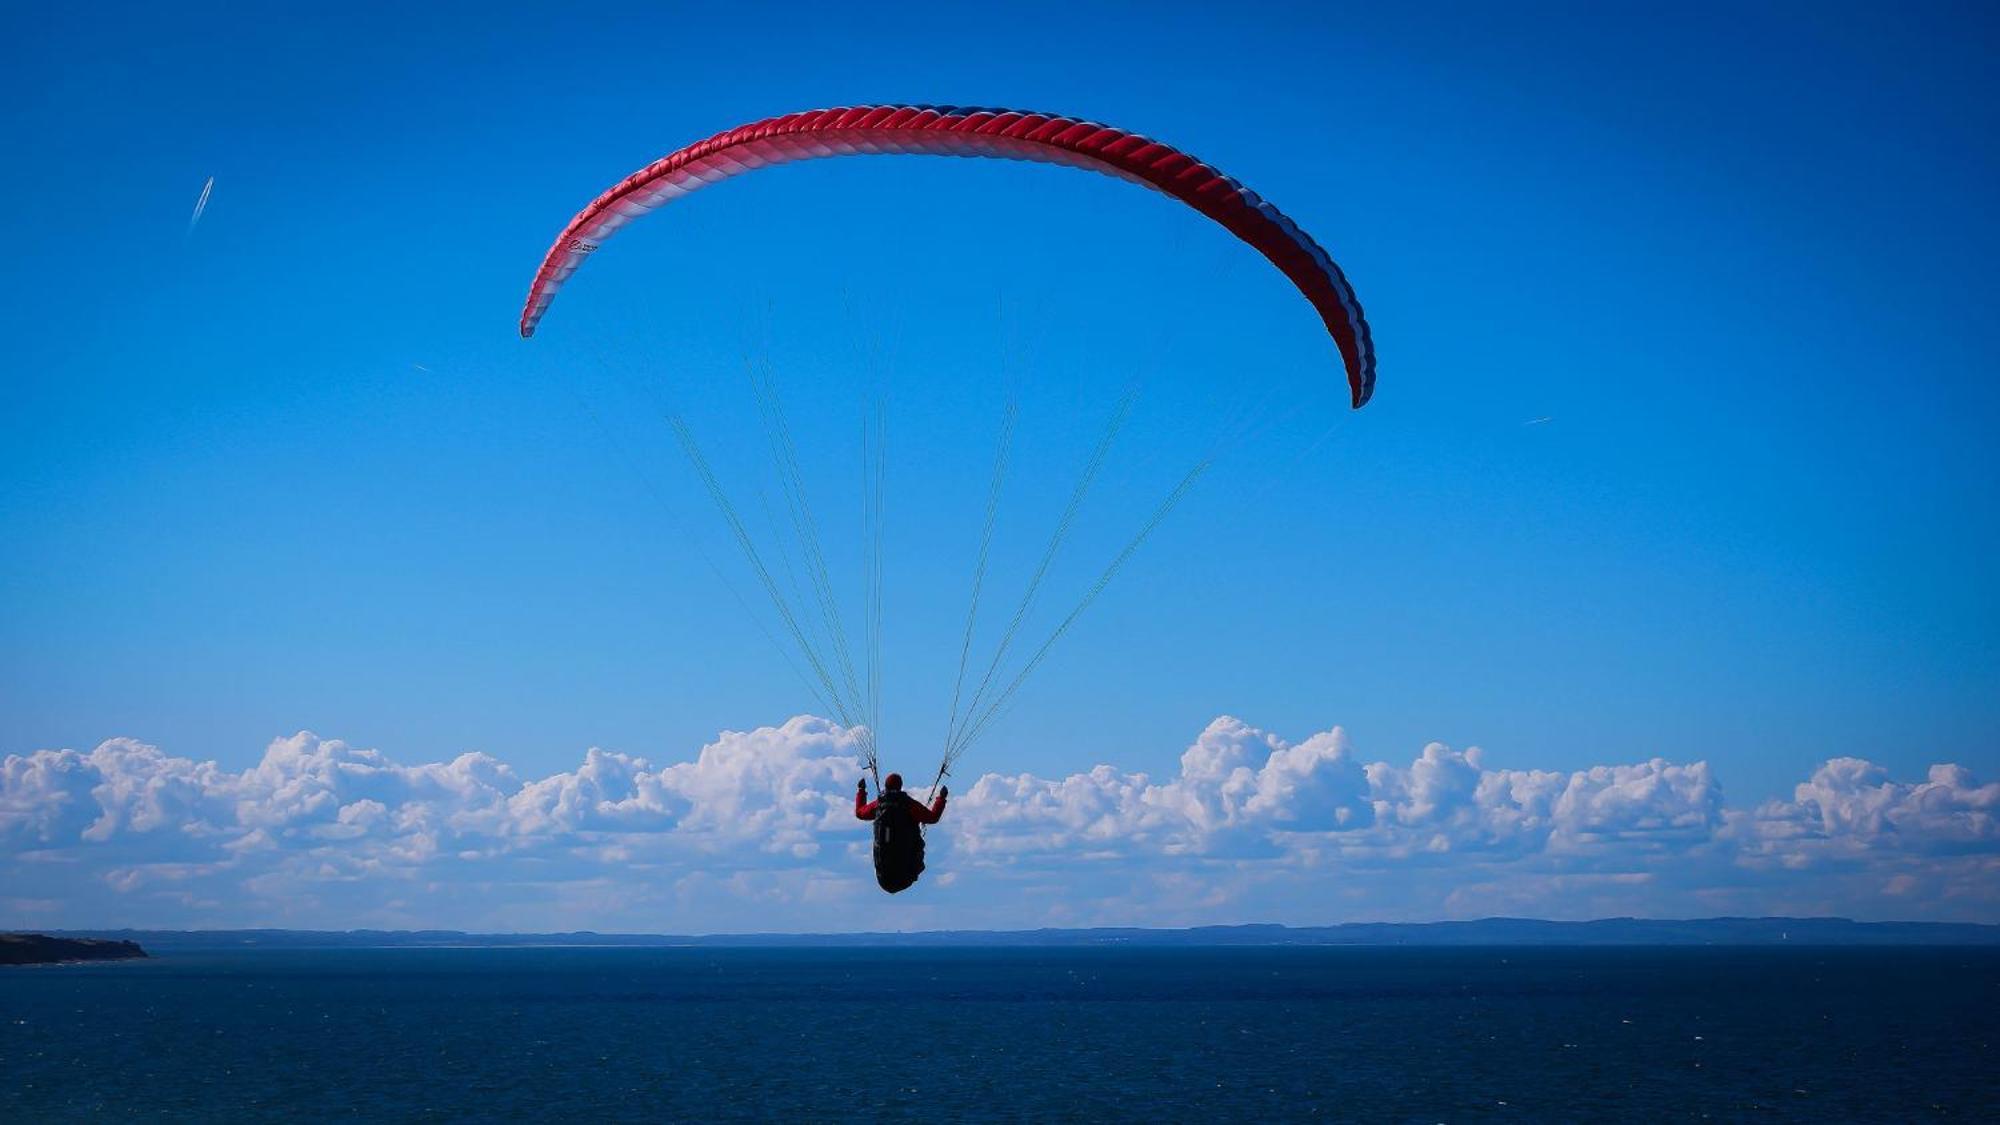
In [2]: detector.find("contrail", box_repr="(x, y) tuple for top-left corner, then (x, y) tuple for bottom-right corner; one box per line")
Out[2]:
(1524, 416), (1553, 426)
(187, 176), (214, 235)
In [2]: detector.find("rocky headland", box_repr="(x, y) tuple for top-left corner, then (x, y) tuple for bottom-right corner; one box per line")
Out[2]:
(1, 933), (148, 966)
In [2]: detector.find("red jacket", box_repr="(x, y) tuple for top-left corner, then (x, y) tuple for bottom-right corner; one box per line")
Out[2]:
(856, 788), (946, 824)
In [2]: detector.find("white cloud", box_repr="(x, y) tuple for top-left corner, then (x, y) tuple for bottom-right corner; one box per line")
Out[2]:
(1760, 758), (1999, 852)
(1, 715), (1994, 931)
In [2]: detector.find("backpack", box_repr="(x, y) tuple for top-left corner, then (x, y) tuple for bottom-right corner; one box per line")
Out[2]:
(872, 790), (926, 894)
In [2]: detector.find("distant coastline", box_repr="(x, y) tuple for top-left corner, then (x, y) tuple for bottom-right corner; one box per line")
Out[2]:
(2, 933), (148, 966)
(41, 917), (2000, 951)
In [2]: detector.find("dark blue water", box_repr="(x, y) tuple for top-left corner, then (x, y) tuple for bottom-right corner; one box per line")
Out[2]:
(4, 946), (1995, 1120)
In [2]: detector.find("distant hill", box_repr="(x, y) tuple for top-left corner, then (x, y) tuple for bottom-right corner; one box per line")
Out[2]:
(1, 933), (148, 965)
(48, 917), (2000, 951)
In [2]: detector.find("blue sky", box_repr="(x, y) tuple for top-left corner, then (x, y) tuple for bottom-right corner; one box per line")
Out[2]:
(2, 2), (1995, 929)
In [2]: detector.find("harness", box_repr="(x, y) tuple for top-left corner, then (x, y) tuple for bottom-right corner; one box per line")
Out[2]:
(871, 790), (926, 894)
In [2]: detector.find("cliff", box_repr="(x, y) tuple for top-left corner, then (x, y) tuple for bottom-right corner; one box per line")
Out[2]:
(1, 933), (148, 965)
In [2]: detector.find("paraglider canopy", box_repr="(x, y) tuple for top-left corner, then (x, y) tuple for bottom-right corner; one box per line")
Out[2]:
(520, 104), (1376, 408)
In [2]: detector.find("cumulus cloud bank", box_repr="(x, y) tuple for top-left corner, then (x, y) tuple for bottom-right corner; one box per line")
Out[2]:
(3, 717), (1994, 931)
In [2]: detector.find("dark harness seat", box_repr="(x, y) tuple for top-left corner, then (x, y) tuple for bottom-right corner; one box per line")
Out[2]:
(872, 790), (927, 894)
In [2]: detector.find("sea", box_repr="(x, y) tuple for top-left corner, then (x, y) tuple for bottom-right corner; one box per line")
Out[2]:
(4, 946), (1995, 1121)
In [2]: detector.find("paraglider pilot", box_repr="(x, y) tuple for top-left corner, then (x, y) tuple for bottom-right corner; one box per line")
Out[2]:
(856, 773), (947, 894)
